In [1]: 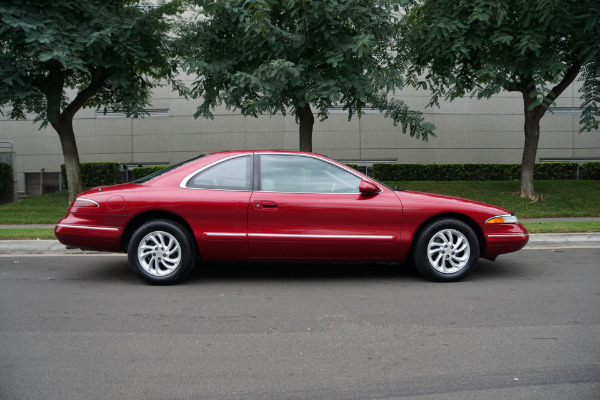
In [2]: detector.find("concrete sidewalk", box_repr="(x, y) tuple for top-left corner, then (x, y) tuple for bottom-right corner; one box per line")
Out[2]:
(1, 233), (599, 255)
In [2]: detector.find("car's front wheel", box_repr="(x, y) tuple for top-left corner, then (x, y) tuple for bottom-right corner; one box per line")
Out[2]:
(128, 220), (196, 285)
(412, 218), (479, 282)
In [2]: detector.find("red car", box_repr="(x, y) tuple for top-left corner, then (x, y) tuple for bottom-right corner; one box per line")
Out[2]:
(55, 151), (528, 284)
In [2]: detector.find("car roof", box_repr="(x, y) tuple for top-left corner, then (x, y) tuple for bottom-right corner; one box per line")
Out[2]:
(207, 150), (323, 157)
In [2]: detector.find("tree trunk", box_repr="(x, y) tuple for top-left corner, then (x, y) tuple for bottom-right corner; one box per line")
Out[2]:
(298, 103), (314, 152)
(516, 64), (581, 200)
(52, 120), (83, 204)
(42, 63), (107, 204)
(519, 90), (543, 200)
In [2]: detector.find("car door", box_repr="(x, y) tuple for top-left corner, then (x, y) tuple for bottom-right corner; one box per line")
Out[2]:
(248, 154), (403, 261)
(178, 154), (253, 260)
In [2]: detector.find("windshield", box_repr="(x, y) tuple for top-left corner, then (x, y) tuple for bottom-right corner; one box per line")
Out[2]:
(133, 155), (205, 183)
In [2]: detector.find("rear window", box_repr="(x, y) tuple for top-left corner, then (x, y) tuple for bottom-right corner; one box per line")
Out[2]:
(133, 155), (205, 183)
(186, 155), (252, 190)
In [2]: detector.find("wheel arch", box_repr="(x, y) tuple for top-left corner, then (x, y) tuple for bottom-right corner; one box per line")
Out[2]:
(408, 212), (485, 258)
(121, 211), (197, 254)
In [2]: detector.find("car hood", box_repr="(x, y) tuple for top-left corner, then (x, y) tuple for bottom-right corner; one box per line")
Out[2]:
(396, 190), (514, 220)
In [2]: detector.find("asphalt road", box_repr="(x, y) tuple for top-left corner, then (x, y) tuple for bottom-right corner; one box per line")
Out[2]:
(1, 249), (599, 400)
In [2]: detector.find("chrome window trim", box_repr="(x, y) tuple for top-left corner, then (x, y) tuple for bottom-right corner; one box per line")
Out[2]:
(256, 189), (366, 195)
(178, 152), (383, 194)
(182, 187), (253, 192)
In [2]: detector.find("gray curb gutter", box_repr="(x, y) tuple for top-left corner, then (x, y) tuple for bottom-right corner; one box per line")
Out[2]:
(1, 233), (599, 255)
(525, 233), (600, 247)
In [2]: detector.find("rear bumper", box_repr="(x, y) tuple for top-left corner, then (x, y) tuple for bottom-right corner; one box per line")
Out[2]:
(55, 218), (124, 252)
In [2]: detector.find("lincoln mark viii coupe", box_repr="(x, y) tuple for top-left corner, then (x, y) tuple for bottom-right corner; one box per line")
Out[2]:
(55, 151), (529, 284)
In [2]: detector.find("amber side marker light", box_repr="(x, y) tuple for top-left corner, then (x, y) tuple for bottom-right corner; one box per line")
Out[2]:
(485, 214), (519, 224)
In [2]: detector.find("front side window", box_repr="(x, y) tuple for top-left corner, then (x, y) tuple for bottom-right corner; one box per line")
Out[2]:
(259, 154), (361, 193)
(186, 155), (252, 190)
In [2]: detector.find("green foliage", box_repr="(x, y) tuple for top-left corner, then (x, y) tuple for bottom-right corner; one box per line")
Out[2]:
(399, 0), (599, 198)
(0, 163), (12, 193)
(0, 0), (184, 124)
(399, 0), (599, 128)
(0, 0), (184, 201)
(60, 162), (120, 189)
(132, 166), (168, 180)
(344, 164), (360, 171)
(373, 163), (579, 181)
(178, 0), (434, 142)
(374, 163), (518, 181)
(583, 162), (600, 180)
(579, 61), (600, 132)
(534, 163), (578, 180)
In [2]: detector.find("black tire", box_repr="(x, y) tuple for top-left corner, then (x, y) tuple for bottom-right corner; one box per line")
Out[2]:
(127, 220), (196, 285)
(412, 218), (479, 282)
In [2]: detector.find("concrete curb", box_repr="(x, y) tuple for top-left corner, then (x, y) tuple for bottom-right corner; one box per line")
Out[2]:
(0, 240), (95, 254)
(525, 233), (600, 247)
(1, 233), (599, 255)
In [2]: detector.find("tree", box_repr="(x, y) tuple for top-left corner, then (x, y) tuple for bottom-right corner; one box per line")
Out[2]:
(399, 0), (599, 200)
(0, 0), (183, 203)
(178, 0), (434, 152)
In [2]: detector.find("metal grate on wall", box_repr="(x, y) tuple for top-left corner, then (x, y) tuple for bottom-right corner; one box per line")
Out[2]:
(95, 108), (170, 118)
(545, 107), (582, 115)
(327, 106), (382, 114)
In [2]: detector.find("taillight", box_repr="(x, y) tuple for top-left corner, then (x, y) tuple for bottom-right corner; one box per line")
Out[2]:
(72, 198), (99, 208)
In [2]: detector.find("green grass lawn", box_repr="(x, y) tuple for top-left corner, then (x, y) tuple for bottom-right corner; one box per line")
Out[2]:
(0, 228), (57, 240)
(0, 190), (70, 224)
(0, 181), (598, 238)
(384, 180), (600, 218)
(521, 221), (600, 233)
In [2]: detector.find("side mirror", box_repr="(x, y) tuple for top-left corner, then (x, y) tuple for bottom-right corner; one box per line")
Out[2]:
(359, 180), (381, 195)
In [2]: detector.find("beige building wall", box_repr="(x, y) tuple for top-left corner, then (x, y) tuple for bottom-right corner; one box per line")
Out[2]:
(1, 77), (598, 194)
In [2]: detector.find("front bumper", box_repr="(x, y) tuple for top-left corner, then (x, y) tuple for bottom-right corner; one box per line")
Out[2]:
(482, 223), (529, 258)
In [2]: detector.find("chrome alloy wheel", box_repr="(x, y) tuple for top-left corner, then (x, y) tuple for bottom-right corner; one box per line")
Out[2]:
(426, 228), (470, 274)
(137, 231), (182, 277)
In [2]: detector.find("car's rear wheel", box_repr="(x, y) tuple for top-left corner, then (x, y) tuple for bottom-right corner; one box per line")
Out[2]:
(128, 220), (196, 285)
(412, 218), (479, 282)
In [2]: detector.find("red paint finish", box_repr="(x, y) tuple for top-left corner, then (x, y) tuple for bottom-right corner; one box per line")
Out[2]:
(247, 190), (402, 260)
(173, 188), (251, 260)
(107, 195), (126, 211)
(55, 151), (528, 266)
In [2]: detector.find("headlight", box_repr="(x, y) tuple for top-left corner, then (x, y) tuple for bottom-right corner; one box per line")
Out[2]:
(485, 214), (519, 224)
